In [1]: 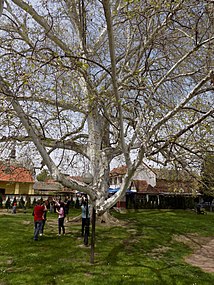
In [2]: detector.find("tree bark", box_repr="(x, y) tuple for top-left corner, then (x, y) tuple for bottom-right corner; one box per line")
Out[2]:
(90, 207), (96, 264)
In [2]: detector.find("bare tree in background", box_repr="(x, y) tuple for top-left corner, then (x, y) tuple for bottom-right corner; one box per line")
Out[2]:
(0, 0), (213, 216)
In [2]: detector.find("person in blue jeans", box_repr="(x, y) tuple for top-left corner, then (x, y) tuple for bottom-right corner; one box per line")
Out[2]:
(33, 200), (45, 241)
(40, 202), (47, 236)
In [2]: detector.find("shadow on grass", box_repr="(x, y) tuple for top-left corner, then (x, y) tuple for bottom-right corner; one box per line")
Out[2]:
(1, 210), (214, 285)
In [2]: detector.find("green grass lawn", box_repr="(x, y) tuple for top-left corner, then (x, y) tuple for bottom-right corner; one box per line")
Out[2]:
(0, 208), (214, 285)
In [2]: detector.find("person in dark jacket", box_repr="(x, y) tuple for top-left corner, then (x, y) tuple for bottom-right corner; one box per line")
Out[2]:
(81, 197), (90, 239)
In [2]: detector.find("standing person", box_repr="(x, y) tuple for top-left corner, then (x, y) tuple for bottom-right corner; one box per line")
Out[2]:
(5, 197), (11, 212)
(81, 197), (90, 245)
(12, 200), (17, 214)
(55, 201), (66, 236)
(33, 200), (45, 241)
(49, 201), (54, 213)
(64, 197), (71, 223)
(75, 196), (80, 209)
(40, 202), (47, 236)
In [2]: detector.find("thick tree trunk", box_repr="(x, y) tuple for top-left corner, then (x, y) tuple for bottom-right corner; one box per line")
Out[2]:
(0, 0), (4, 16)
(90, 207), (96, 264)
(97, 211), (121, 226)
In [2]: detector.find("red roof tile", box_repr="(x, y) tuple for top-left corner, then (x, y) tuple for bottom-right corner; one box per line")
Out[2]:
(0, 164), (34, 183)
(110, 165), (127, 176)
(110, 163), (156, 177)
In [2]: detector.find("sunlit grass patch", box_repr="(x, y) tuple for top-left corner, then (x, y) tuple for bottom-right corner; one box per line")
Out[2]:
(1, 209), (214, 284)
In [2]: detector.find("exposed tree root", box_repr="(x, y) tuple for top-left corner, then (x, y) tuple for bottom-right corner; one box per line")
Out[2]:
(69, 209), (127, 226)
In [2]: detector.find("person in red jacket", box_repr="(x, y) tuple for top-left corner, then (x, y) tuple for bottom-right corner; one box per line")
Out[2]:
(33, 200), (45, 241)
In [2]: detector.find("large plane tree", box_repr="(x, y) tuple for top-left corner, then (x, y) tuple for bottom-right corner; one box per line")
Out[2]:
(0, 0), (213, 215)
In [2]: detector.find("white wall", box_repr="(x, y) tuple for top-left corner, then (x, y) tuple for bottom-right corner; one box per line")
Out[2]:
(133, 165), (156, 187)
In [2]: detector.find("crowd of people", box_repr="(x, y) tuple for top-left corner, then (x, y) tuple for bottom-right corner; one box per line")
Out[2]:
(2, 194), (91, 242)
(4, 194), (85, 213)
(5, 196), (24, 213)
(32, 195), (91, 242)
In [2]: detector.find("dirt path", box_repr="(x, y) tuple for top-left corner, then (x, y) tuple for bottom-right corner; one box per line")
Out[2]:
(175, 234), (214, 273)
(185, 237), (214, 273)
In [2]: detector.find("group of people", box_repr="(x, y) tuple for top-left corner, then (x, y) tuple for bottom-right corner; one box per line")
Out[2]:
(33, 199), (66, 241)
(5, 197), (19, 214)
(33, 195), (90, 242)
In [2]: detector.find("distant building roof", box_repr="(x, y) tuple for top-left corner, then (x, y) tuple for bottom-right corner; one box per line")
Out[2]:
(110, 163), (156, 177)
(110, 164), (156, 187)
(110, 165), (127, 176)
(111, 165), (194, 181)
(69, 176), (83, 182)
(153, 168), (195, 181)
(0, 163), (34, 183)
(33, 180), (63, 191)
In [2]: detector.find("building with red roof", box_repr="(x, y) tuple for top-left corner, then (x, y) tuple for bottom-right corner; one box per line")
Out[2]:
(109, 164), (199, 209)
(109, 163), (156, 191)
(0, 162), (34, 198)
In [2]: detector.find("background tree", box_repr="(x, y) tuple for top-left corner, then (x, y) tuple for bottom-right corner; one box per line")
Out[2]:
(200, 152), (214, 197)
(36, 169), (51, 182)
(0, 0), (213, 216)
